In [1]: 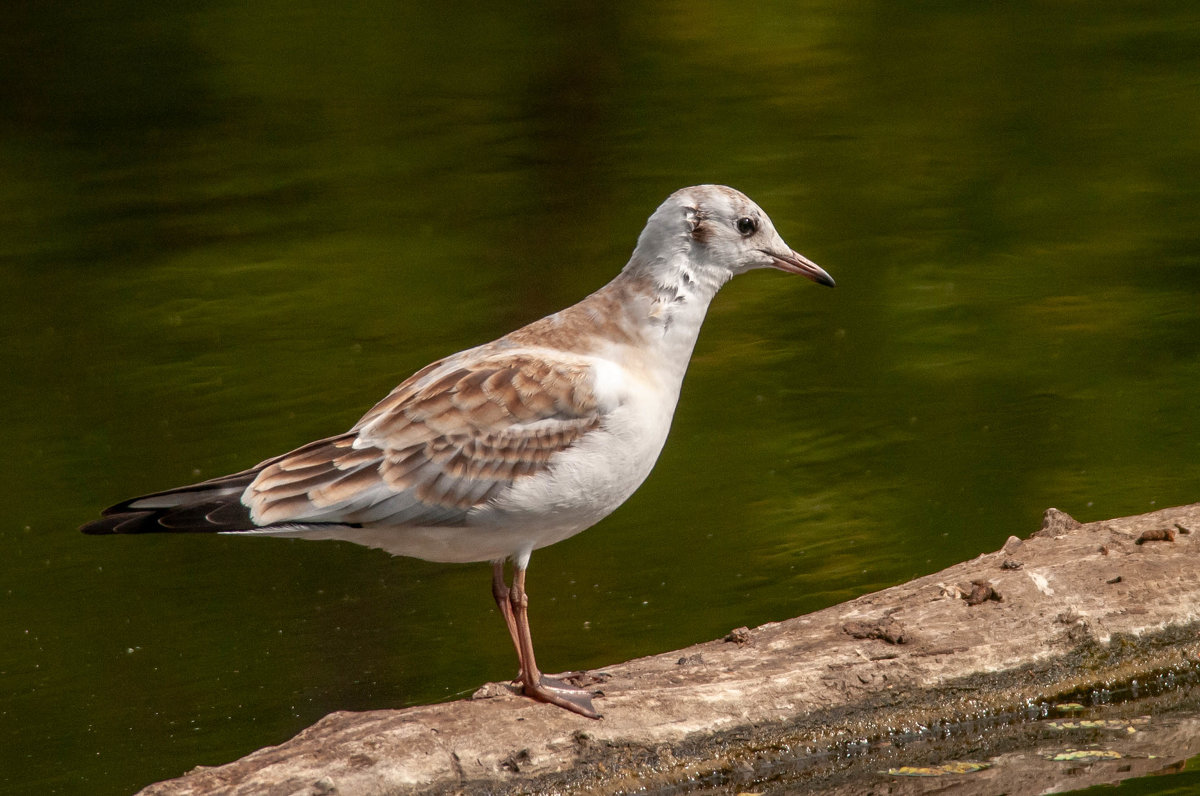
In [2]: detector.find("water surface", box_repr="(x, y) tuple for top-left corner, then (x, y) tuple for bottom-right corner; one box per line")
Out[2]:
(2, 3), (1199, 794)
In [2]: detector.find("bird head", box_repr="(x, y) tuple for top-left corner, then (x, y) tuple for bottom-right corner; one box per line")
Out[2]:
(634, 185), (835, 289)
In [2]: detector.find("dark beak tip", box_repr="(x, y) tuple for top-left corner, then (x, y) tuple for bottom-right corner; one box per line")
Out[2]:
(764, 248), (835, 288)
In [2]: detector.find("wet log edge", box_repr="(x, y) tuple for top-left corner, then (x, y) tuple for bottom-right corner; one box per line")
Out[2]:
(140, 503), (1200, 795)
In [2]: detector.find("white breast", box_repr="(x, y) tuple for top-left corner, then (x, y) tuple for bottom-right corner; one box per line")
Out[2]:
(476, 346), (681, 555)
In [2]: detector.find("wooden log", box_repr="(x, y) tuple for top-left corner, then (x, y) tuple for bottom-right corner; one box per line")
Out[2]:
(140, 503), (1200, 795)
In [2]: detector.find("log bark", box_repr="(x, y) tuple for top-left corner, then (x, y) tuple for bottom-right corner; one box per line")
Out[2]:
(140, 503), (1200, 795)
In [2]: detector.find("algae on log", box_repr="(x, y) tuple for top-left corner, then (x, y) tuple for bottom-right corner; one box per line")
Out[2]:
(140, 503), (1200, 795)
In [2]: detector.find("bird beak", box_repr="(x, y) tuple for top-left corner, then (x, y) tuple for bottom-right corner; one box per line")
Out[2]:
(762, 249), (836, 287)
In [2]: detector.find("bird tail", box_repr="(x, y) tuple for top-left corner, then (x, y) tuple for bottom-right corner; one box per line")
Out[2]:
(80, 468), (261, 535)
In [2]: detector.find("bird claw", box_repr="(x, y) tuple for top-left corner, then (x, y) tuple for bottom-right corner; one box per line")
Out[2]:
(522, 674), (601, 719)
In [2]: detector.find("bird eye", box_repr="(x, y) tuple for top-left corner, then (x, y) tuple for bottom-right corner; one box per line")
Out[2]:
(736, 216), (758, 236)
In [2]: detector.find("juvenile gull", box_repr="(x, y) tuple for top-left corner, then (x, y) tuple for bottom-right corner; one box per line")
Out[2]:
(81, 184), (834, 718)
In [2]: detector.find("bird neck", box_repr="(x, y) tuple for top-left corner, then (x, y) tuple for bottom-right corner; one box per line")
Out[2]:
(619, 250), (727, 339)
(503, 252), (728, 388)
(592, 252), (728, 386)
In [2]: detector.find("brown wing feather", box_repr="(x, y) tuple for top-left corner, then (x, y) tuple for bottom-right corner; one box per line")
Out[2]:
(243, 353), (601, 528)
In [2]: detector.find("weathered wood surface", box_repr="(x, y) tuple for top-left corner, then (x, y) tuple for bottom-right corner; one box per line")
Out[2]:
(141, 504), (1200, 795)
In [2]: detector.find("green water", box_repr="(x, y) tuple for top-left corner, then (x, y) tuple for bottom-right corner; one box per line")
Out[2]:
(3, 3), (1199, 794)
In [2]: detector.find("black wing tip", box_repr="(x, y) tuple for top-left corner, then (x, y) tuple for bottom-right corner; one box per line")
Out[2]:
(79, 510), (173, 535)
(79, 501), (256, 535)
(79, 470), (262, 536)
(80, 520), (116, 535)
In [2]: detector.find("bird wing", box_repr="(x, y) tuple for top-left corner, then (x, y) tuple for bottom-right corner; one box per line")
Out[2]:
(243, 351), (603, 528)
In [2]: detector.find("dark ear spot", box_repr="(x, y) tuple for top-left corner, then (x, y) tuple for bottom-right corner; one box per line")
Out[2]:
(685, 207), (713, 243)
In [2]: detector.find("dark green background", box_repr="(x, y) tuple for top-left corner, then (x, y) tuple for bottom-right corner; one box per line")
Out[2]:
(3, 2), (1199, 793)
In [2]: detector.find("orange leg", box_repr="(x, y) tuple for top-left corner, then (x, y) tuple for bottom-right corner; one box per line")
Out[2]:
(491, 561), (599, 718)
(491, 561), (523, 679)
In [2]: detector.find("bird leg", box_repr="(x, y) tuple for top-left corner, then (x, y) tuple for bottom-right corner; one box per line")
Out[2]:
(494, 562), (599, 718)
(491, 560), (523, 680)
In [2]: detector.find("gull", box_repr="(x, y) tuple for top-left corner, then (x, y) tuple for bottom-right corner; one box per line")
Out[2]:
(80, 184), (834, 718)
